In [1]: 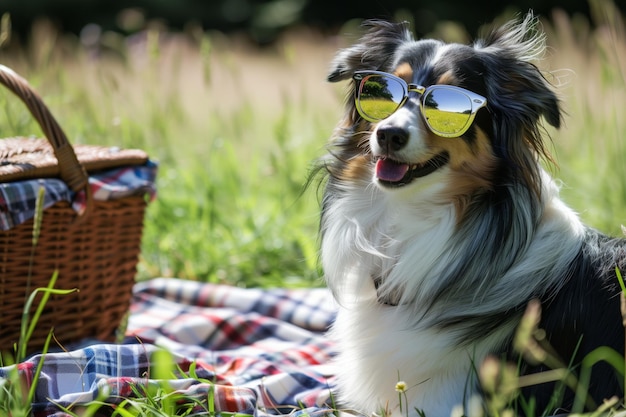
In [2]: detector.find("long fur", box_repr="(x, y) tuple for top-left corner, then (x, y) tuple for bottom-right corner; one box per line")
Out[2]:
(318, 13), (625, 417)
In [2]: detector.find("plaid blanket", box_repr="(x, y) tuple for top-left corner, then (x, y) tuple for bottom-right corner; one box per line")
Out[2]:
(0, 160), (157, 230)
(0, 278), (338, 417)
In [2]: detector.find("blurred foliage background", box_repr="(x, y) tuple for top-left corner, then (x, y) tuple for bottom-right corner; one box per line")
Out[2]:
(0, 0), (624, 286)
(3, 0), (625, 45)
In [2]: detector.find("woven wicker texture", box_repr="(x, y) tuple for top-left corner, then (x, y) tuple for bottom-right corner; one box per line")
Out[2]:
(0, 197), (147, 350)
(0, 137), (149, 181)
(0, 65), (150, 353)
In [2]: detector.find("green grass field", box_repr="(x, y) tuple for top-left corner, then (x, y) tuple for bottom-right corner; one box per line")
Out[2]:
(0, 9), (624, 289)
(0, 2), (625, 416)
(0, 22), (341, 287)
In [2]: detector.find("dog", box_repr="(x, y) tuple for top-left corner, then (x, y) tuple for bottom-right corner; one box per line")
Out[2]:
(318, 13), (625, 417)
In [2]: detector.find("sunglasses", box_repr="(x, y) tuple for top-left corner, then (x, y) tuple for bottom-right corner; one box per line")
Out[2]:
(353, 71), (488, 138)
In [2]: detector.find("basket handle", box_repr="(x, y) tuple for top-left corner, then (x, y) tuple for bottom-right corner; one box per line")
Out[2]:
(0, 65), (93, 215)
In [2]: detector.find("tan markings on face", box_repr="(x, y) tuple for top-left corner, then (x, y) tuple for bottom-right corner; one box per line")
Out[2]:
(435, 70), (456, 86)
(329, 112), (373, 182)
(430, 128), (497, 218)
(422, 70), (497, 217)
(393, 63), (414, 83)
(339, 154), (374, 182)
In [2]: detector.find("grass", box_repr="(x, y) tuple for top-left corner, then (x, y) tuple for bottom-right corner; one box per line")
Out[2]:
(0, 22), (339, 287)
(0, 7), (624, 287)
(0, 2), (625, 416)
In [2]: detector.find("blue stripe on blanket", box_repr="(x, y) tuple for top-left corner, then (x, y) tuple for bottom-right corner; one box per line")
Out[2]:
(0, 278), (339, 417)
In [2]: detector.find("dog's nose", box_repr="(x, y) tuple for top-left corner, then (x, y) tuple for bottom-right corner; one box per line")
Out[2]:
(376, 126), (409, 152)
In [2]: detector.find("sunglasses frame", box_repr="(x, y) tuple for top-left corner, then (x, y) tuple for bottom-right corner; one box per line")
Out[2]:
(353, 70), (488, 138)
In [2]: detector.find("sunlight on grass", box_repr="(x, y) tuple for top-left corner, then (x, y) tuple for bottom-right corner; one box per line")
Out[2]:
(0, 3), (625, 416)
(0, 5), (623, 288)
(0, 24), (342, 287)
(544, 3), (626, 236)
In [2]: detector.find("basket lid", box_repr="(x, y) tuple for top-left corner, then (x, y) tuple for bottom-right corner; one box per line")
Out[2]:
(0, 137), (149, 182)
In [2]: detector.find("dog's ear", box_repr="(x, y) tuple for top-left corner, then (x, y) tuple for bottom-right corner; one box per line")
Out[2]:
(475, 13), (562, 194)
(328, 20), (413, 82)
(477, 13), (561, 129)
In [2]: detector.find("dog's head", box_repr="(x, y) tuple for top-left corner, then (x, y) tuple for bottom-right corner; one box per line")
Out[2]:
(326, 14), (561, 215)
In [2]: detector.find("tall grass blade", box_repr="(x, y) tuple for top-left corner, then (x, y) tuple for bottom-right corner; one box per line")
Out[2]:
(0, 13), (10, 47)
(617, 266), (626, 403)
(573, 346), (625, 413)
(616, 267), (625, 294)
(25, 186), (46, 301)
(112, 402), (136, 417)
(31, 186), (44, 247)
(27, 330), (53, 406)
(18, 271), (78, 361)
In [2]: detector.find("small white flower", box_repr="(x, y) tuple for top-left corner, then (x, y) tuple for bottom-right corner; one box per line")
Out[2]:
(395, 381), (407, 393)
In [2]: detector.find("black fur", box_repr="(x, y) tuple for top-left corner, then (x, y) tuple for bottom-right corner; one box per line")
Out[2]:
(320, 15), (626, 416)
(526, 229), (625, 411)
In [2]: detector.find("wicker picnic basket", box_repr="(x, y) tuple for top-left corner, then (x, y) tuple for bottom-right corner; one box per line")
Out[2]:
(0, 65), (153, 353)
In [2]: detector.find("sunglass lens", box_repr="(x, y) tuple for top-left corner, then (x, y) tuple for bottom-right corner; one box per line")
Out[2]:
(358, 75), (405, 121)
(422, 88), (472, 135)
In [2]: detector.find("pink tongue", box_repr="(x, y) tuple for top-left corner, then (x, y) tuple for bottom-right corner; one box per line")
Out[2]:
(375, 159), (410, 182)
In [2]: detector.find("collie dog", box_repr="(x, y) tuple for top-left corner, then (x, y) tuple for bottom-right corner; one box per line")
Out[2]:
(319, 14), (625, 417)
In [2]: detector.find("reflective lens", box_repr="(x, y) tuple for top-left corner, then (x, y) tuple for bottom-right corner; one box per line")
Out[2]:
(357, 74), (406, 121)
(353, 71), (487, 138)
(422, 88), (474, 136)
